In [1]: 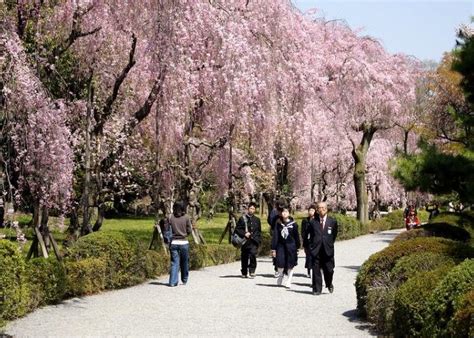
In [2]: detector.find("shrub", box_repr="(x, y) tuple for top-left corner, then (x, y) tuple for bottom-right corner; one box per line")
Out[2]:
(369, 210), (405, 232)
(27, 258), (67, 308)
(393, 266), (453, 337)
(144, 250), (169, 278)
(332, 214), (365, 240)
(0, 240), (30, 321)
(423, 222), (471, 242)
(390, 252), (457, 286)
(423, 259), (474, 337)
(365, 252), (455, 334)
(204, 244), (239, 265)
(355, 237), (473, 317)
(67, 231), (147, 288)
(450, 289), (474, 337)
(65, 258), (107, 296)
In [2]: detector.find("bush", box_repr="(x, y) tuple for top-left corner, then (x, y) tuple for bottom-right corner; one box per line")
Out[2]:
(0, 241), (30, 321)
(27, 258), (67, 308)
(65, 258), (107, 296)
(432, 211), (474, 239)
(394, 222), (471, 244)
(423, 259), (474, 337)
(369, 210), (405, 232)
(332, 214), (365, 240)
(365, 252), (456, 334)
(355, 237), (473, 318)
(393, 266), (453, 337)
(67, 231), (147, 289)
(204, 244), (239, 265)
(391, 252), (456, 286)
(144, 250), (169, 278)
(450, 289), (474, 338)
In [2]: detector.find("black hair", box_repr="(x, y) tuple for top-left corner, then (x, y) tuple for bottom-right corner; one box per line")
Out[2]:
(173, 201), (186, 217)
(308, 203), (317, 210)
(248, 202), (257, 209)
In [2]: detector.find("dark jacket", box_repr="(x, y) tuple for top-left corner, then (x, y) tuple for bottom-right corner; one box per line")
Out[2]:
(235, 214), (262, 246)
(301, 217), (314, 250)
(271, 217), (300, 269)
(307, 215), (338, 258)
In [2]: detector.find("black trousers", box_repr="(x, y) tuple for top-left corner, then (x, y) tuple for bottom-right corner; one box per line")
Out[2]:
(241, 243), (258, 275)
(311, 249), (335, 292)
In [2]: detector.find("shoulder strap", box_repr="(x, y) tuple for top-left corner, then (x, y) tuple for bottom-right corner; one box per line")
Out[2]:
(243, 214), (249, 232)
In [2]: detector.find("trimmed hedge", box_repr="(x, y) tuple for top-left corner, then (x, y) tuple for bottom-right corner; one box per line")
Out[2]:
(27, 258), (67, 308)
(450, 289), (474, 338)
(393, 266), (453, 337)
(365, 252), (456, 334)
(423, 259), (474, 337)
(392, 222), (471, 244)
(65, 258), (107, 296)
(0, 241), (30, 321)
(355, 237), (474, 318)
(332, 214), (366, 240)
(66, 231), (147, 289)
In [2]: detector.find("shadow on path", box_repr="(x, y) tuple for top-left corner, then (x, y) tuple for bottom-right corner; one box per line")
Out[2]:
(255, 283), (283, 288)
(342, 309), (378, 335)
(340, 265), (360, 271)
(149, 281), (169, 286)
(219, 275), (245, 279)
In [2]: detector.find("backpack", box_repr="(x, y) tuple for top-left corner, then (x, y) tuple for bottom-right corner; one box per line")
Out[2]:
(162, 217), (173, 244)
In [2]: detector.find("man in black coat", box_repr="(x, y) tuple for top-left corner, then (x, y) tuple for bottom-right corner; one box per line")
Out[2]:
(235, 202), (262, 278)
(308, 202), (338, 295)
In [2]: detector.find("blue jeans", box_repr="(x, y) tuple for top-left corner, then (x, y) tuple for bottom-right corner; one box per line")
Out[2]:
(169, 243), (189, 286)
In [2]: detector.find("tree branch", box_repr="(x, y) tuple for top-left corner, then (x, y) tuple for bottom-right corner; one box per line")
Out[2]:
(93, 33), (137, 136)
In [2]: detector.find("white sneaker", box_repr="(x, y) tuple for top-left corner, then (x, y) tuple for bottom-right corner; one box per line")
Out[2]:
(274, 271), (280, 278)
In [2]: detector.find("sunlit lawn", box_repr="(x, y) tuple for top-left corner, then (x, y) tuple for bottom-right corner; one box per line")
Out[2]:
(0, 210), (309, 250)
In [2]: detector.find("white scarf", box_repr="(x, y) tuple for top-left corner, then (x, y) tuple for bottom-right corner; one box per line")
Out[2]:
(281, 221), (295, 239)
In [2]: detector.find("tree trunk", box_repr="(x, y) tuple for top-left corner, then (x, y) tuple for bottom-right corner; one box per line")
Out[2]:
(92, 203), (105, 232)
(352, 126), (376, 225)
(81, 81), (93, 236)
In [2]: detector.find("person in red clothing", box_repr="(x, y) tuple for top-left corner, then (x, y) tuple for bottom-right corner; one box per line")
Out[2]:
(405, 210), (420, 230)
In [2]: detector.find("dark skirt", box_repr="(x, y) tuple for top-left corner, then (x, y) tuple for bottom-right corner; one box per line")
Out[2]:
(275, 243), (298, 269)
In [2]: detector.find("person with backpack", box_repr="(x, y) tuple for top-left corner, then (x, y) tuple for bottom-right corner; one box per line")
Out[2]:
(166, 201), (192, 287)
(301, 203), (317, 278)
(234, 202), (262, 278)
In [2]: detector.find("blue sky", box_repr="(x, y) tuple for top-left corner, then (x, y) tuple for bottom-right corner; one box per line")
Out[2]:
(293, 0), (473, 62)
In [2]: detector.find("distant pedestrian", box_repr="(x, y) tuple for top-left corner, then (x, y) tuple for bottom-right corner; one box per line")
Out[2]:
(426, 202), (440, 221)
(267, 198), (286, 277)
(167, 201), (193, 287)
(308, 202), (338, 295)
(271, 205), (300, 288)
(234, 202), (262, 278)
(405, 210), (420, 230)
(301, 204), (317, 278)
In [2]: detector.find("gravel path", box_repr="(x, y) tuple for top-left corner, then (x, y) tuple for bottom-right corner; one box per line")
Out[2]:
(5, 229), (403, 337)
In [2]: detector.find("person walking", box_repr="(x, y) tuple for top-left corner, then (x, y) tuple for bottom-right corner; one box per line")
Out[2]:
(234, 202), (262, 278)
(167, 201), (193, 287)
(308, 202), (338, 295)
(271, 205), (300, 288)
(301, 204), (317, 278)
(267, 198), (286, 277)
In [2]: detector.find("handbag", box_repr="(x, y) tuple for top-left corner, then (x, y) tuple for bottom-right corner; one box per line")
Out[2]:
(231, 216), (249, 248)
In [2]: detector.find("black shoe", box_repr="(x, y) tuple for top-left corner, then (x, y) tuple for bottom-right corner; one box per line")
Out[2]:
(312, 290), (321, 295)
(328, 285), (334, 293)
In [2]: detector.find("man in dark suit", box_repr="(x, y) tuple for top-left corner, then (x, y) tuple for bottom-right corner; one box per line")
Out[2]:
(308, 202), (338, 295)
